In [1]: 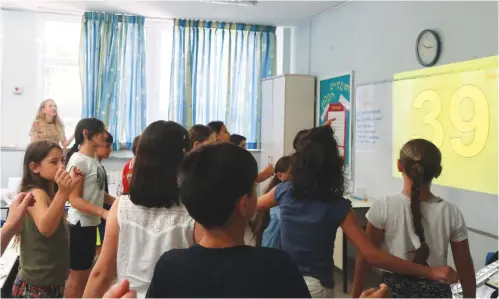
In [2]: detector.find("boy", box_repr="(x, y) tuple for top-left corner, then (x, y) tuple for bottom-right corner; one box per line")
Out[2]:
(146, 143), (311, 298)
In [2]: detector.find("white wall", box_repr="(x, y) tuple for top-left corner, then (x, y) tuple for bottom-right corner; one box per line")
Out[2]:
(0, 11), (43, 147)
(293, 1), (498, 269)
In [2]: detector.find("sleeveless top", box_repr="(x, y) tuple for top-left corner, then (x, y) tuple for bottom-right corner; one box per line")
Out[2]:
(19, 215), (69, 285)
(30, 120), (63, 145)
(116, 195), (195, 298)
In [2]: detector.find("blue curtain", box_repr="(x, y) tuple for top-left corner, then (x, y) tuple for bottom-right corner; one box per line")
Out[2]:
(169, 19), (276, 149)
(80, 12), (147, 150)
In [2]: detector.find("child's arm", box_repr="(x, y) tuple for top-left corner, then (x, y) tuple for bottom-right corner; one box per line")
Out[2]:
(256, 164), (274, 183)
(256, 187), (277, 211)
(1, 193), (34, 255)
(69, 175), (108, 220)
(341, 210), (457, 283)
(29, 168), (80, 236)
(352, 223), (385, 297)
(104, 193), (116, 205)
(451, 239), (476, 298)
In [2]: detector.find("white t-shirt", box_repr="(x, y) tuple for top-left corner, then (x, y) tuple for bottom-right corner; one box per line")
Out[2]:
(66, 152), (106, 227)
(116, 195), (195, 298)
(366, 193), (468, 267)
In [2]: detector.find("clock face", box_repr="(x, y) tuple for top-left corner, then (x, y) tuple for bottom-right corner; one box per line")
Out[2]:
(416, 30), (440, 67)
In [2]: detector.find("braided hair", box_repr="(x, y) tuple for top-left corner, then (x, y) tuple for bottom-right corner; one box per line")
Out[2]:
(399, 138), (442, 265)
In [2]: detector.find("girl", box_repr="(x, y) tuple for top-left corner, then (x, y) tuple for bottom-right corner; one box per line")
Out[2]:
(352, 139), (476, 298)
(30, 99), (74, 148)
(251, 155), (292, 248)
(121, 135), (140, 194)
(12, 141), (81, 298)
(188, 124), (216, 150)
(257, 126), (458, 298)
(83, 121), (203, 298)
(64, 118), (116, 298)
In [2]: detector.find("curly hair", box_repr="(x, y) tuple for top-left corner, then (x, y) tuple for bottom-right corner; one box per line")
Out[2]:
(291, 126), (345, 201)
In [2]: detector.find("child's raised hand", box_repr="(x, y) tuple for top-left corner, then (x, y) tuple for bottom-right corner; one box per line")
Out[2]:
(262, 164), (274, 177)
(55, 167), (73, 195)
(430, 266), (459, 284)
(70, 167), (84, 189)
(324, 118), (336, 127)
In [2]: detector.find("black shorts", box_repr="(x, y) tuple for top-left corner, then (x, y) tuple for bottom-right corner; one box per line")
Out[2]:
(69, 222), (97, 271)
(97, 204), (111, 243)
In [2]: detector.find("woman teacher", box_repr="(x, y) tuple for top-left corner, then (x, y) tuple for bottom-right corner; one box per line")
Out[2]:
(30, 99), (74, 148)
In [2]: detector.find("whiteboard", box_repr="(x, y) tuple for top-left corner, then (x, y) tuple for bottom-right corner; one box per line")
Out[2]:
(353, 81), (498, 237)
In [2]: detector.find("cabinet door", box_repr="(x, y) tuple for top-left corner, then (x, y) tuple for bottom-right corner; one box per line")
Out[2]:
(271, 76), (286, 160)
(260, 79), (274, 180)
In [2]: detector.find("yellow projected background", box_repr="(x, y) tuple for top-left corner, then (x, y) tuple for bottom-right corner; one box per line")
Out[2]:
(392, 56), (498, 195)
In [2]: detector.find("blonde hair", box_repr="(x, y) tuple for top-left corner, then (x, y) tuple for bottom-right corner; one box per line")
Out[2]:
(35, 99), (65, 136)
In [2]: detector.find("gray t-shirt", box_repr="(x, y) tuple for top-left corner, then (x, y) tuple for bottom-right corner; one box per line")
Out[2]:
(66, 152), (106, 227)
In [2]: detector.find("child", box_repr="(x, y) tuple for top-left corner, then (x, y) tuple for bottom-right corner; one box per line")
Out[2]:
(121, 135), (140, 194)
(1, 193), (35, 256)
(146, 143), (311, 298)
(12, 141), (81, 298)
(95, 132), (113, 253)
(64, 118), (116, 298)
(207, 121), (230, 142)
(352, 139), (476, 298)
(229, 134), (247, 148)
(188, 125), (216, 150)
(257, 126), (458, 297)
(84, 121), (202, 298)
(255, 155), (292, 248)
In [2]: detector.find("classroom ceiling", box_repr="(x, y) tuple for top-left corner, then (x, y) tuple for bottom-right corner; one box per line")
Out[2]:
(1, 1), (344, 26)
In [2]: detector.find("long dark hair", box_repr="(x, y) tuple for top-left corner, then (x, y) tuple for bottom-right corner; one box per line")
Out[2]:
(65, 118), (106, 165)
(400, 138), (442, 265)
(293, 129), (309, 151)
(291, 125), (345, 201)
(20, 141), (62, 195)
(251, 156), (292, 247)
(129, 121), (190, 208)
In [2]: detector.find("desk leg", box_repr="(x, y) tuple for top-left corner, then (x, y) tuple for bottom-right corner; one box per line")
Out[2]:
(343, 231), (347, 293)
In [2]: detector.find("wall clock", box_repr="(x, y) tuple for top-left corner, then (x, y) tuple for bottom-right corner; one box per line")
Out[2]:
(416, 29), (441, 67)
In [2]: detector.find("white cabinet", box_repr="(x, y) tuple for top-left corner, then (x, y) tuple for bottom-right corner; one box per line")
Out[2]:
(259, 74), (315, 192)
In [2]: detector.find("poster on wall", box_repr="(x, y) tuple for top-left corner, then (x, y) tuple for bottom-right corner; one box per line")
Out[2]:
(318, 72), (353, 166)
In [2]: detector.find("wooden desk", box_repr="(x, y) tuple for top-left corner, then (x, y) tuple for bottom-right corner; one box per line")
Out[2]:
(334, 196), (372, 293)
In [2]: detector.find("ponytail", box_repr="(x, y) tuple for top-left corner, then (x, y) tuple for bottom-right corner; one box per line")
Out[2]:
(409, 161), (430, 265)
(64, 142), (79, 167)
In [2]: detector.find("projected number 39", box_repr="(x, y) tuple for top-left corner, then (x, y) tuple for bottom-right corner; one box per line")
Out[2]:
(413, 85), (489, 158)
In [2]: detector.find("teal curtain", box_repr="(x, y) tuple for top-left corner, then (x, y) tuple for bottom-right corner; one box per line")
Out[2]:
(169, 19), (276, 149)
(80, 12), (147, 150)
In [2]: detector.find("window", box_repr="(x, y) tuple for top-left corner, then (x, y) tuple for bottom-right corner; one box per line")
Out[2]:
(145, 19), (173, 124)
(42, 19), (81, 141)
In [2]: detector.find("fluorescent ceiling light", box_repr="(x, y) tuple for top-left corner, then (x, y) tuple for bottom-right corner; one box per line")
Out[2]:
(203, 0), (257, 7)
